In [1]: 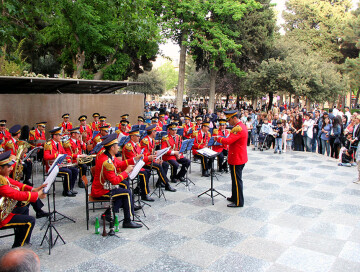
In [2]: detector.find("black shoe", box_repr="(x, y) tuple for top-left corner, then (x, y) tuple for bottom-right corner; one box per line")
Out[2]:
(24, 180), (33, 186)
(202, 171), (210, 177)
(133, 187), (140, 195)
(165, 185), (176, 192)
(227, 203), (243, 208)
(123, 220), (142, 228)
(71, 190), (78, 194)
(134, 205), (142, 211)
(226, 197), (235, 202)
(62, 191), (76, 197)
(171, 178), (178, 183)
(36, 210), (50, 219)
(141, 195), (155, 202)
(78, 181), (85, 188)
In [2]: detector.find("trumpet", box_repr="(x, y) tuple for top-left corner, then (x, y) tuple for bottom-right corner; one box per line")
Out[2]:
(77, 155), (95, 164)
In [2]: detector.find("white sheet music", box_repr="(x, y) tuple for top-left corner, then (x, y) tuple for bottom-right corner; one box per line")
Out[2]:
(197, 147), (218, 157)
(43, 165), (59, 194)
(129, 160), (145, 180)
(156, 147), (170, 160)
(117, 132), (125, 141)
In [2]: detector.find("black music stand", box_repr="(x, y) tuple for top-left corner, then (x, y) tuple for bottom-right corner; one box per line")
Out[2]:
(130, 176), (149, 230)
(176, 139), (195, 189)
(40, 166), (66, 255)
(197, 151), (226, 205)
(207, 137), (220, 180)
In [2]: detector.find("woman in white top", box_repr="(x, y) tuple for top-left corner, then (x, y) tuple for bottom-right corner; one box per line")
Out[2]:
(302, 113), (315, 152)
(282, 119), (289, 152)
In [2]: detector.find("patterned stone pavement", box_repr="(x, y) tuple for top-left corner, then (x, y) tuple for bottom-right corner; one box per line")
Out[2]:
(1, 148), (360, 272)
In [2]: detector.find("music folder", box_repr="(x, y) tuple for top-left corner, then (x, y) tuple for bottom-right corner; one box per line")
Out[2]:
(47, 154), (67, 175)
(24, 146), (42, 160)
(43, 165), (59, 194)
(129, 159), (145, 180)
(179, 139), (189, 153)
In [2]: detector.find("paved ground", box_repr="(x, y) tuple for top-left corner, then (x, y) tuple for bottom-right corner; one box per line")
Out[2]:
(1, 148), (360, 272)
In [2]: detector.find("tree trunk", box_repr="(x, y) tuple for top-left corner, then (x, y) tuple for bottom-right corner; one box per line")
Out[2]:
(355, 89), (360, 108)
(306, 97), (311, 111)
(208, 68), (217, 112)
(225, 94), (229, 108)
(268, 92), (273, 111)
(72, 50), (85, 78)
(236, 96), (240, 109)
(176, 33), (187, 111)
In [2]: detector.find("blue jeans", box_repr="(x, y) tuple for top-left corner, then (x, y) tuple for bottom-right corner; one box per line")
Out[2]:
(321, 139), (330, 156)
(275, 138), (282, 152)
(305, 136), (312, 152)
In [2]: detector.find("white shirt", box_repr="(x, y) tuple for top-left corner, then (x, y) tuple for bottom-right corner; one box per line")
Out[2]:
(333, 108), (339, 116)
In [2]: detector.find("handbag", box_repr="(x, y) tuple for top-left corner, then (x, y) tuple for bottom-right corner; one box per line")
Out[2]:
(334, 137), (341, 144)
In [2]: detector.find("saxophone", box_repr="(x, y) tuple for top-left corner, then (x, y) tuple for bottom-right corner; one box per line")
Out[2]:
(13, 141), (31, 181)
(0, 176), (19, 221)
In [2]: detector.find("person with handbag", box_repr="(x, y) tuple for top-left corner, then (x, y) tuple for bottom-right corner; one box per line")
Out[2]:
(330, 116), (342, 159)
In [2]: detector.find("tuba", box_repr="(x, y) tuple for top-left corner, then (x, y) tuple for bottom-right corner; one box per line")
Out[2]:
(0, 176), (25, 221)
(13, 141), (31, 181)
(77, 155), (95, 165)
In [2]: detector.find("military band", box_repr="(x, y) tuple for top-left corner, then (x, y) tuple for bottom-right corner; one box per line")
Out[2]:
(0, 109), (245, 250)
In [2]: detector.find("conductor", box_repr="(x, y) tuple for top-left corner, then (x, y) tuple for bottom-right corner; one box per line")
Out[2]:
(214, 110), (248, 208)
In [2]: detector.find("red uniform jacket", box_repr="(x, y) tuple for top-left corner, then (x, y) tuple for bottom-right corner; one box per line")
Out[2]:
(0, 176), (38, 228)
(0, 129), (11, 142)
(122, 141), (150, 166)
(29, 129), (46, 148)
(91, 152), (134, 197)
(116, 127), (129, 136)
(157, 120), (166, 128)
(183, 122), (194, 139)
(216, 121), (248, 165)
(192, 130), (211, 155)
(140, 135), (155, 156)
(161, 134), (184, 161)
(91, 121), (100, 132)
(194, 123), (202, 131)
(59, 121), (73, 134)
(212, 128), (230, 153)
(43, 140), (71, 171)
(92, 134), (102, 145)
(63, 139), (86, 163)
(4, 137), (18, 156)
(79, 124), (93, 142)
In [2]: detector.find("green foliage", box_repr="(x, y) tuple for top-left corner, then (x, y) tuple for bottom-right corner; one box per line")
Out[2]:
(0, 39), (29, 76)
(127, 70), (165, 95)
(156, 60), (178, 91)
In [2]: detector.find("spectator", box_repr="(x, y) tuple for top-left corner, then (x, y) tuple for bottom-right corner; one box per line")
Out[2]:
(273, 120), (283, 154)
(0, 248), (40, 272)
(144, 107), (152, 124)
(345, 106), (351, 121)
(246, 117), (253, 146)
(282, 119), (289, 152)
(302, 113), (315, 152)
(320, 116), (332, 156)
(293, 114), (303, 151)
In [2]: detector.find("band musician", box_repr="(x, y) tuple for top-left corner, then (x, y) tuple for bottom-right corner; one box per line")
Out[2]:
(183, 116), (194, 139)
(91, 113), (101, 132)
(161, 123), (190, 183)
(192, 121), (212, 177)
(212, 119), (229, 173)
(140, 125), (176, 192)
(59, 113), (72, 135)
(29, 122), (47, 161)
(43, 127), (79, 197)
(78, 115), (93, 152)
(0, 151), (47, 248)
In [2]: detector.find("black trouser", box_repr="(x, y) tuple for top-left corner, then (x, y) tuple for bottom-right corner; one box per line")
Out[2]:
(138, 169), (151, 196)
(330, 137), (340, 159)
(195, 154), (213, 172)
(78, 163), (87, 179)
(217, 150), (228, 171)
(29, 199), (44, 213)
(229, 164), (245, 207)
(294, 132), (303, 151)
(145, 162), (170, 185)
(99, 182), (134, 220)
(167, 157), (190, 179)
(3, 206), (35, 248)
(59, 166), (79, 192)
(22, 160), (32, 183)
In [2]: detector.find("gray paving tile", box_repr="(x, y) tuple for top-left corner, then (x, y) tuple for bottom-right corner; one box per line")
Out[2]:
(268, 193), (296, 203)
(74, 234), (129, 255)
(329, 203), (360, 216)
(208, 252), (271, 272)
(308, 222), (354, 240)
(65, 257), (125, 272)
(342, 188), (360, 197)
(254, 182), (280, 191)
(277, 246), (336, 272)
(139, 230), (190, 252)
(254, 224), (301, 245)
(239, 207), (270, 222)
(316, 165), (337, 170)
(321, 180), (348, 187)
(286, 204), (323, 218)
(246, 174), (267, 181)
(288, 181), (314, 188)
(181, 197), (220, 207)
(197, 226), (246, 248)
(189, 209), (230, 225)
(135, 255), (202, 272)
(306, 190), (336, 200)
(275, 173), (299, 180)
(330, 258), (360, 272)
(339, 241), (360, 263)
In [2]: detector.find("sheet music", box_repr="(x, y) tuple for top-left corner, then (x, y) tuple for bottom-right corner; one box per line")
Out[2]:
(129, 160), (145, 180)
(117, 132), (126, 141)
(47, 154), (67, 174)
(43, 165), (59, 194)
(24, 147), (42, 160)
(197, 147), (218, 157)
(156, 147), (170, 160)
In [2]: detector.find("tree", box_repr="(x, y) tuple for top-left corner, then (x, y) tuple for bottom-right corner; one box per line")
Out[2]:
(282, 0), (353, 63)
(156, 60), (178, 91)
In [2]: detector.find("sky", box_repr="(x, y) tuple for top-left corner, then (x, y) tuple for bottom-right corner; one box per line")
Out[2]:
(155, 0), (359, 67)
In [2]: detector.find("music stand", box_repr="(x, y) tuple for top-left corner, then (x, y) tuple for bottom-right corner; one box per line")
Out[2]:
(197, 150), (226, 205)
(130, 176), (149, 230)
(150, 147), (170, 200)
(42, 155), (76, 224)
(176, 139), (194, 188)
(207, 137), (220, 180)
(40, 166), (66, 255)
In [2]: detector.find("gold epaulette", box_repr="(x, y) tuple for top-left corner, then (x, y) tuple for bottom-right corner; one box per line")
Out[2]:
(87, 124), (91, 129)
(63, 140), (71, 148)
(29, 130), (35, 137)
(213, 128), (219, 135)
(0, 175), (8, 186)
(103, 159), (115, 171)
(44, 141), (52, 151)
(58, 123), (62, 127)
(125, 143), (133, 151)
(162, 135), (169, 141)
(207, 131), (211, 137)
(231, 125), (242, 134)
(141, 137), (149, 145)
(5, 140), (14, 149)
(192, 131), (198, 137)
(116, 123), (120, 128)
(69, 122), (73, 125)
(108, 123), (112, 127)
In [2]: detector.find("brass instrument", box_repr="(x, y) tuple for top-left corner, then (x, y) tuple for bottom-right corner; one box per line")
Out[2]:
(13, 141), (31, 181)
(77, 155), (95, 164)
(0, 176), (28, 221)
(58, 162), (77, 168)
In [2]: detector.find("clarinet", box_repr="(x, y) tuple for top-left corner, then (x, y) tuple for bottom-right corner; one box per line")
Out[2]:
(108, 191), (115, 236)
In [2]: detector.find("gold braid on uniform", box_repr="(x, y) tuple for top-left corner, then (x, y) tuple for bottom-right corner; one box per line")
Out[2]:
(44, 141), (52, 151)
(231, 126), (242, 135)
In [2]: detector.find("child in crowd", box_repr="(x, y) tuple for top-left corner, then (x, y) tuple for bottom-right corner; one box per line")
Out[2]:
(273, 120), (283, 154)
(286, 128), (294, 152)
